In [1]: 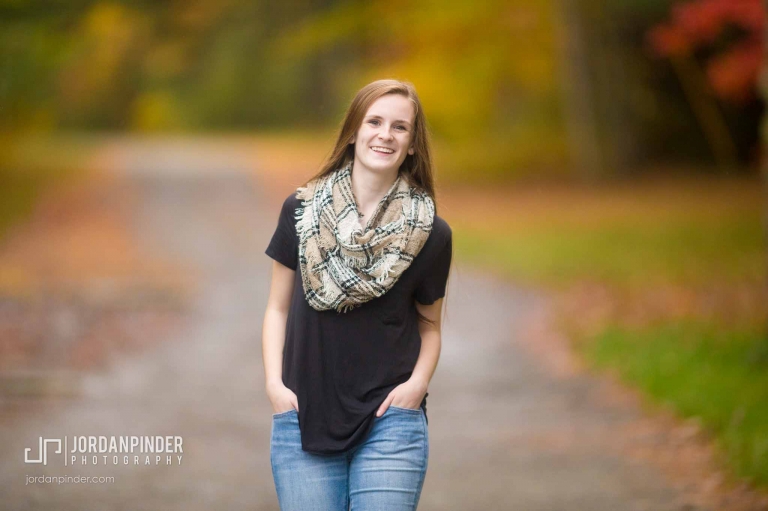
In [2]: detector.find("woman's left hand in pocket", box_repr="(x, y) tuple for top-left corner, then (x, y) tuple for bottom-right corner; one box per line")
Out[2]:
(376, 379), (427, 417)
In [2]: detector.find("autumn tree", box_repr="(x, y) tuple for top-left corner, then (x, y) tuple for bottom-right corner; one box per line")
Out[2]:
(647, 0), (765, 169)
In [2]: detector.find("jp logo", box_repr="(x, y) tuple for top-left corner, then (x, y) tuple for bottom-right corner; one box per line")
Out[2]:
(24, 437), (62, 466)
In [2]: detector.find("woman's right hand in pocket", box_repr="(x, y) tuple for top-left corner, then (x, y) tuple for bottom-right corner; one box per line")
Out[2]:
(266, 380), (299, 414)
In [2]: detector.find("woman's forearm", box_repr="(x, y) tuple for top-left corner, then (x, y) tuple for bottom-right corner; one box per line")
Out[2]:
(410, 329), (441, 389)
(411, 299), (444, 389)
(262, 308), (288, 388)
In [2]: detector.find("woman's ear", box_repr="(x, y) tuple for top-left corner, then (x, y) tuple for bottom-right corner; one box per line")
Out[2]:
(408, 147), (414, 155)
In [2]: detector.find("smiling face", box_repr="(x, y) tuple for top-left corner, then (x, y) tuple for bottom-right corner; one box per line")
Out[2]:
(350, 93), (416, 177)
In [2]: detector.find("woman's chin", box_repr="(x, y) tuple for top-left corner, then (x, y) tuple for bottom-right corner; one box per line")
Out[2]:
(356, 159), (402, 175)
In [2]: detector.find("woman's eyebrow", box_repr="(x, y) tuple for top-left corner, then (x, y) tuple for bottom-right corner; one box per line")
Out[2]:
(365, 115), (412, 126)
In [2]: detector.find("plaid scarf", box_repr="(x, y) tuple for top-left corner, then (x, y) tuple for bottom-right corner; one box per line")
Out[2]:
(295, 161), (435, 313)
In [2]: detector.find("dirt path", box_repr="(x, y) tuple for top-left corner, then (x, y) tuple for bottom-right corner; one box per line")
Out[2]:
(0, 139), (698, 510)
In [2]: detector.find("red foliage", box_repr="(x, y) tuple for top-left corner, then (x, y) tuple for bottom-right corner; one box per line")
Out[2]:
(646, 0), (765, 105)
(707, 40), (764, 104)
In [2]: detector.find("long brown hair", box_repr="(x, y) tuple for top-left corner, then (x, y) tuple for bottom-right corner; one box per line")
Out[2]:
(301, 79), (439, 213)
(303, 79), (450, 326)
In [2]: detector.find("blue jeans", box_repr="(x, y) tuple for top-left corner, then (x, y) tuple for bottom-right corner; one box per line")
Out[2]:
(270, 405), (429, 511)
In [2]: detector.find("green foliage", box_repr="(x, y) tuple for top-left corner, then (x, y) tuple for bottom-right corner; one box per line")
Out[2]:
(0, 134), (94, 241)
(581, 320), (768, 487)
(0, 172), (45, 240)
(0, 0), (761, 178)
(0, 0), (573, 178)
(0, 164), (71, 242)
(453, 212), (764, 288)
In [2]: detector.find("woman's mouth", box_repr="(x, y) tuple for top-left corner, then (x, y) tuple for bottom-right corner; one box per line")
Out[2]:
(370, 146), (395, 156)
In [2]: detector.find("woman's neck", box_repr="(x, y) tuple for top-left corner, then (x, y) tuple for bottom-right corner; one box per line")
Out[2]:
(349, 165), (398, 221)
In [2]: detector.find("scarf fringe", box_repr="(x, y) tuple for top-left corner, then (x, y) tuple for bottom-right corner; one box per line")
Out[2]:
(374, 254), (398, 285)
(294, 188), (315, 242)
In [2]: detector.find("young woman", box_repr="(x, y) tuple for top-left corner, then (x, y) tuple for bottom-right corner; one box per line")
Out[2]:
(262, 79), (452, 511)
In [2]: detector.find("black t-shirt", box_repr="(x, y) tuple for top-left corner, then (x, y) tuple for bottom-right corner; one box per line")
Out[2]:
(265, 192), (453, 455)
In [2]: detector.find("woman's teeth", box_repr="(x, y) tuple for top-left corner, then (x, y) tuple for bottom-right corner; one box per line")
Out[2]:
(371, 147), (394, 154)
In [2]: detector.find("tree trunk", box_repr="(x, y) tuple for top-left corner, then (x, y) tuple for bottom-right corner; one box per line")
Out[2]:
(757, 20), (768, 364)
(553, 0), (604, 180)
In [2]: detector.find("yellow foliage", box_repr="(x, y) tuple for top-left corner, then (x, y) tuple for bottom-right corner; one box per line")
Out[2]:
(79, 3), (148, 91)
(131, 92), (183, 132)
(143, 42), (188, 81)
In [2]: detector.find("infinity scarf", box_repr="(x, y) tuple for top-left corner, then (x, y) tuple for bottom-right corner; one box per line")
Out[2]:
(295, 161), (435, 313)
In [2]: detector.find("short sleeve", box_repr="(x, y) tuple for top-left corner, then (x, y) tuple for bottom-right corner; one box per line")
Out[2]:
(265, 194), (299, 271)
(414, 225), (452, 305)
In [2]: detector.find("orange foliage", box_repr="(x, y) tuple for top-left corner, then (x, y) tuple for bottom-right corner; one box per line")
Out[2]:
(646, 0), (765, 104)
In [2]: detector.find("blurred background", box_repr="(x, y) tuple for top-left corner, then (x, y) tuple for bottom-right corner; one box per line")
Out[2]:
(0, 0), (766, 509)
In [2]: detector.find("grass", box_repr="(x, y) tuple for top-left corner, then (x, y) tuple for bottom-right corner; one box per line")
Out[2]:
(580, 320), (768, 487)
(443, 176), (768, 491)
(453, 213), (764, 289)
(0, 172), (50, 241)
(443, 177), (765, 290)
(0, 135), (95, 242)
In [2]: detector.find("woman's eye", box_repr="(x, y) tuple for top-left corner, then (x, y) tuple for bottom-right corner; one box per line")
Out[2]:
(367, 120), (406, 131)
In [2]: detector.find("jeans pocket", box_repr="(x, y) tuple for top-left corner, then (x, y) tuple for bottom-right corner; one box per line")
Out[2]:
(272, 409), (298, 419)
(388, 405), (422, 414)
